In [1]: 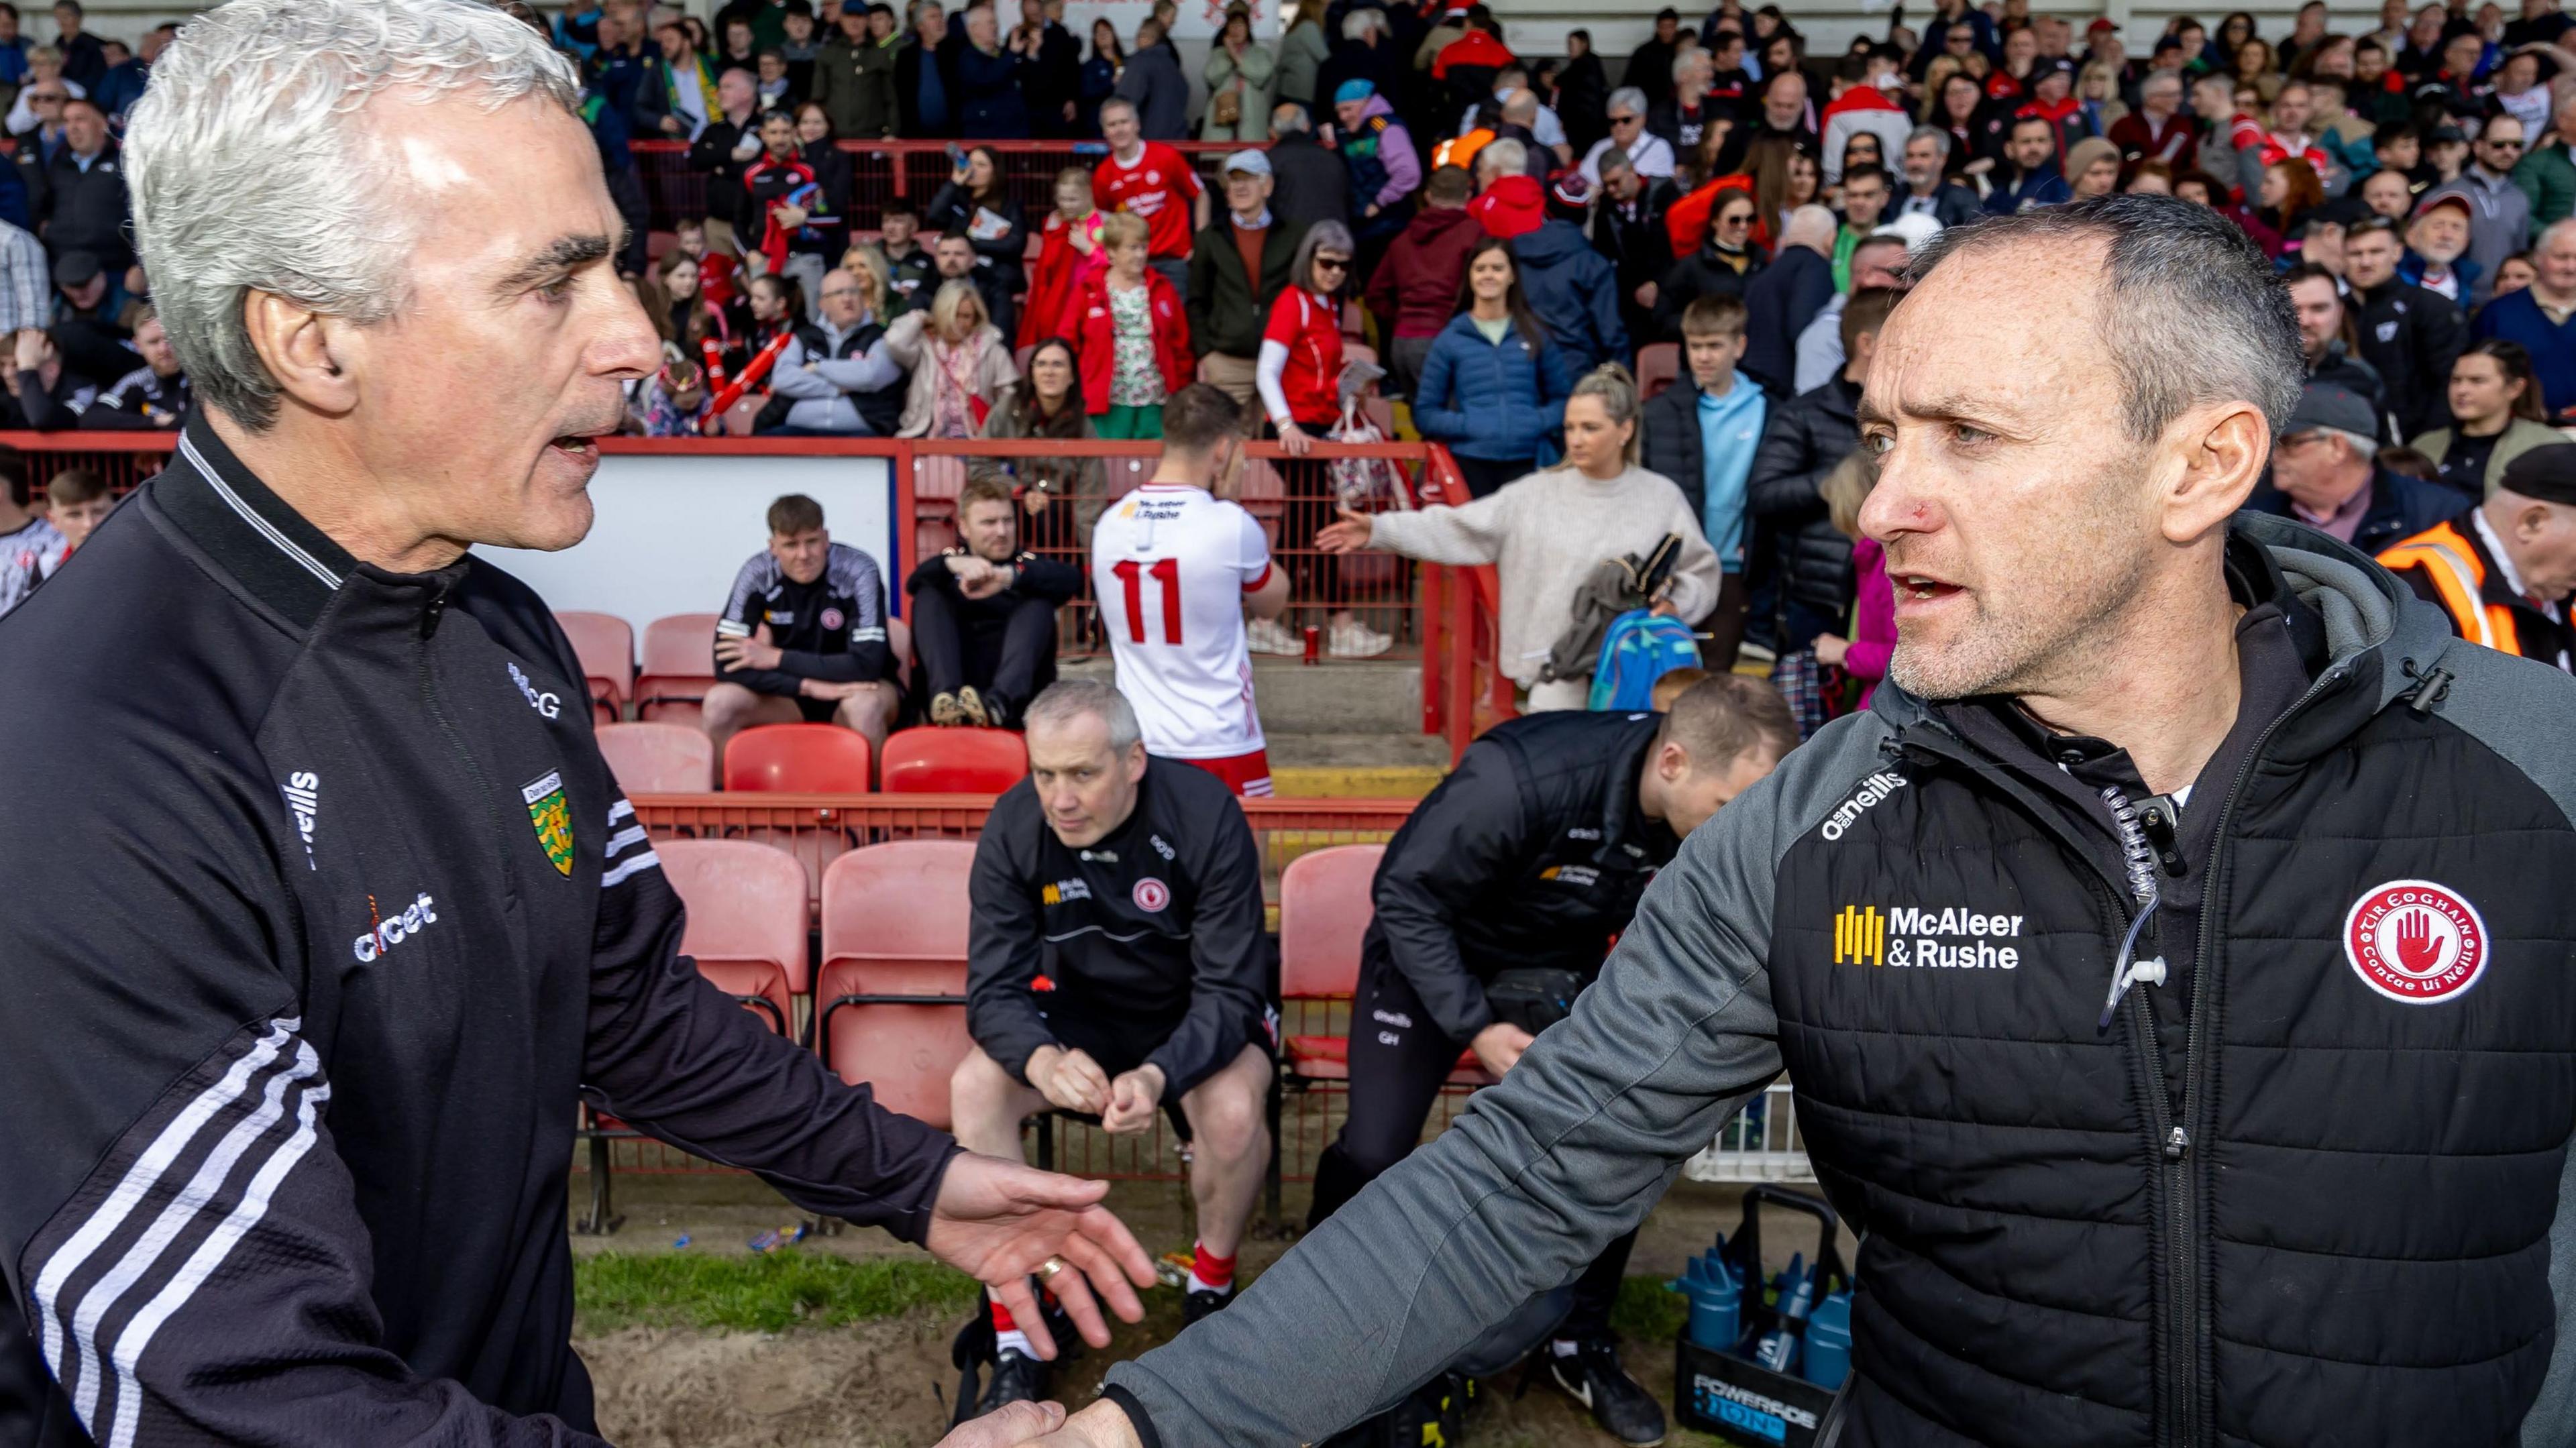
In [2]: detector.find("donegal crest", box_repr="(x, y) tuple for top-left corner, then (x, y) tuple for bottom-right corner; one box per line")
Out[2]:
(522, 770), (574, 877)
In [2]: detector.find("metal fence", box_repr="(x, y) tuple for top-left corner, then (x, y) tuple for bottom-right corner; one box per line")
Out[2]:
(633, 137), (1262, 237)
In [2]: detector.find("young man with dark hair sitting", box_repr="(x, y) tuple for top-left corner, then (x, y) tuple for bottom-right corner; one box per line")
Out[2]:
(703, 492), (900, 759)
(1306, 675), (1798, 1446)
(906, 472), (1081, 728)
(950, 678), (1275, 1412)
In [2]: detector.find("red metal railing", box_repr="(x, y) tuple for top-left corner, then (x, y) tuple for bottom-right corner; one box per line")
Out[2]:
(634, 137), (1261, 236)
(1414, 443), (1515, 761)
(7, 430), (174, 497)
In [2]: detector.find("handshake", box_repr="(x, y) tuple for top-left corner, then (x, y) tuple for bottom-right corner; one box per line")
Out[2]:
(940, 1399), (1136, 1447)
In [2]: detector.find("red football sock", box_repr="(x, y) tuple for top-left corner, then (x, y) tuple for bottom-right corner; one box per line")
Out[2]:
(987, 1294), (1016, 1332)
(1190, 1241), (1236, 1291)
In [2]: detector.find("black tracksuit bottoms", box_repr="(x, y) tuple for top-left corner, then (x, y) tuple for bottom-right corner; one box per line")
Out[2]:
(910, 588), (1059, 712)
(1309, 954), (1635, 1341)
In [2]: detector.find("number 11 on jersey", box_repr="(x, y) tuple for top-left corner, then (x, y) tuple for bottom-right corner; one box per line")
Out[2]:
(1112, 557), (1185, 645)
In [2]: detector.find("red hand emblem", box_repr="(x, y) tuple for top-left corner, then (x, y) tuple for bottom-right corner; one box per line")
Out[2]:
(2393, 909), (2445, 974)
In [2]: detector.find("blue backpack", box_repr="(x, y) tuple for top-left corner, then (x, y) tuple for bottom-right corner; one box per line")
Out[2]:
(1589, 610), (1703, 711)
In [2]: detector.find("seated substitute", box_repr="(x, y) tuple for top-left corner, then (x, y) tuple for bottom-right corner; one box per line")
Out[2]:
(1308, 675), (1795, 1447)
(907, 472), (1082, 728)
(704, 492), (900, 758)
(951, 680), (1274, 1412)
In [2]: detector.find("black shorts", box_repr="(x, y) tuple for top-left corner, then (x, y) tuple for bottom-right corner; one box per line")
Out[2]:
(795, 696), (839, 724)
(1036, 994), (1275, 1134)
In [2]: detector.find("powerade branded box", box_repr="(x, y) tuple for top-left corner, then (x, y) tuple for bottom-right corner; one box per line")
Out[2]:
(1676, 1337), (1839, 1446)
(1672, 1185), (1849, 1447)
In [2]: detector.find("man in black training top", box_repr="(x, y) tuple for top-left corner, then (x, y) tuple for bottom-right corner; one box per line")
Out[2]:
(0, 4), (1155, 1444)
(952, 679), (1275, 1414)
(704, 490), (901, 760)
(908, 471), (1081, 729)
(1309, 675), (1796, 1447)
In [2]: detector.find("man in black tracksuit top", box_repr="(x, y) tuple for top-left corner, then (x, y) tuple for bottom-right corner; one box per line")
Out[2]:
(0, 422), (1132, 1445)
(0, 14), (1150, 1443)
(704, 492), (900, 759)
(953, 681), (1273, 1414)
(1055, 199), (2576, 1448)
(1305, 681), (1793, 1447)
(906, 473), (1081, 729)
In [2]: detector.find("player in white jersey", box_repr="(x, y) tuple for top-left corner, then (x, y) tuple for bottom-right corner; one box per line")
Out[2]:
(1089, 384), (1291, 796)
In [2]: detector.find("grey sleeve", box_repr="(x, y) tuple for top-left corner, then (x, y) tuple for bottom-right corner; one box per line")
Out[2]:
(2420, 641), (2576, 1448)
(1099, 715), (1898, 1444)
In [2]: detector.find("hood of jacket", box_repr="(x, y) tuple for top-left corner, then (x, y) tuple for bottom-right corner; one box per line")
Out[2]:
(1360, 92), (1399, 125)
(1868, 511), (2460, 743)
(1405, 203), (1483, 247)
(1468, 174), (1546, 237)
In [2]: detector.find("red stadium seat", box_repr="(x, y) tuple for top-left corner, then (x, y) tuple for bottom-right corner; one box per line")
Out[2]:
(647, 230), (680, 264)
(914, 454), (968, 561)
(1638, 342), (1680, 400)
(557, 610), (634, 724)
(1278, 845), (1486, 1084)
(596, 722), (715, 792)
(657, 838), (810, 1036)
(635, 613), (720, 729)
(721, 393), (766, 437)
(879, 726), (1030, 794)
(724, 723), (875, 792)
(815, 840), (979, 1128)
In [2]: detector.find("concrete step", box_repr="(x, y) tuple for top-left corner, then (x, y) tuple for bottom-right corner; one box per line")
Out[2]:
(1269, 732), (1452, 799)
(1063, 655), (1425, 738)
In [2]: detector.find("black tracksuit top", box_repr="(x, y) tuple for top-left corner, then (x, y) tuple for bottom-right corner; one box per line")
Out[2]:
(0, 420), (959, 1447)
(965, 759), (1269, 1101)
(1363, 710), (1682, 1046)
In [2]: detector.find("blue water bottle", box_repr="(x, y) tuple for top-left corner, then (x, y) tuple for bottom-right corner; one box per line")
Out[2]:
(1752, 1262), (1813, 1375)
(1804, 1286), (1853, 1390)
(1667, 1237), (1741, 1353)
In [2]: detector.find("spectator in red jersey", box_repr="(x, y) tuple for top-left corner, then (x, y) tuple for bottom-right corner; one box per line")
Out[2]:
(1366, 164), (1483, 400)
(2012, 56), (2085, 158)
(1093, 95), (1209, 297)
(1022, 166), (1106, 350)
(671, 215), (740, 311)
(1260, 219), (1389, 658)
(1063, 211), (1193, 439)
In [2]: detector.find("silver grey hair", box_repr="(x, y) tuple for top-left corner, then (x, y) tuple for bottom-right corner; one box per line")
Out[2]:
(1340, 7), (1381, 39)
(1292, 218), (1356, 292)
(1025, 679), (1142, 753)
(2317, 427), (2379, 462)
(1906, 124), (1951, 159)
(1907, 194), (2302, 440)
(1478, 137), (1527, 178)
(1606, 85), (1648, 117)
(127, 0), (581, 431)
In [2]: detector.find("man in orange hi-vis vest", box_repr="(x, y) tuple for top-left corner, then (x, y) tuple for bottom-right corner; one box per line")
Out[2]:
(2378, 443), (2576, 671)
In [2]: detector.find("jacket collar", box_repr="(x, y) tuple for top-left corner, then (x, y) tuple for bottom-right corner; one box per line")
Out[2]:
(151, 413), (358, 630)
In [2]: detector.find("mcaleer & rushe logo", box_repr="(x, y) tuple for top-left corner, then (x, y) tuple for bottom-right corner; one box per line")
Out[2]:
(1835, 904), (2025, 969)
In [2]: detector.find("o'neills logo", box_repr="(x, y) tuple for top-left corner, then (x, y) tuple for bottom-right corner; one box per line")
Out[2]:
(2344, 879), (2488, 1004)
(1821, 770), (1907, 841)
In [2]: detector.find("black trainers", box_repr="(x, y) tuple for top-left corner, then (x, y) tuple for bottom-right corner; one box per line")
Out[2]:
(977, 1348), (1050, 1414)
(1182, 1285), (1233, 1326)
(1549, 1337), (1665, 1446)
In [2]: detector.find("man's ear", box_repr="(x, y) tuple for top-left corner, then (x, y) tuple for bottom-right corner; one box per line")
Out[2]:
(2163, 400), (2269, 544)
(240, 289), (360, 419)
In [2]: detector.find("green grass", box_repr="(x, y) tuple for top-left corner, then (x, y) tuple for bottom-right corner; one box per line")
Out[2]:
(1612, 1274), (1689, 1344)
(574, 1251), (981, 1335)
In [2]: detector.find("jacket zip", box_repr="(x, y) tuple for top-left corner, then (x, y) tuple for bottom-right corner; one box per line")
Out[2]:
(2162, 660), (2349, 1445)
(416, 581), (523, 910)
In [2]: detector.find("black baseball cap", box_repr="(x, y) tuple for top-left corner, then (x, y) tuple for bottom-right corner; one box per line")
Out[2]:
(2502, 443), (2576, 506)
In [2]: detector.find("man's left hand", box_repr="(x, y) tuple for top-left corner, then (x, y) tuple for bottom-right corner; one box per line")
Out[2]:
(926, 1152), (1157, 1358)
(961, 562), (1014, 600)
(938, 1400), (1068, 1447)
(714, 622), (784, 671)
(1099, 1064), (1165, 1135)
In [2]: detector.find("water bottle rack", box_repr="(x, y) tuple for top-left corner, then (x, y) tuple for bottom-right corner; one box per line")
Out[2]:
(1670, 1184), (1852, 1447)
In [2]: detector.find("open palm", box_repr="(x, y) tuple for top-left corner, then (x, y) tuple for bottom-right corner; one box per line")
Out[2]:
(924, 1152), (1156, 1359)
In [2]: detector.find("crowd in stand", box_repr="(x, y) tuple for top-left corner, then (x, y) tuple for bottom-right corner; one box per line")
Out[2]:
(9, 0), (2576, 691)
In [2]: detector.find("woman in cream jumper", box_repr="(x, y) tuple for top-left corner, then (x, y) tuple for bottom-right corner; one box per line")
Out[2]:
(1318, 364), (1723, 710)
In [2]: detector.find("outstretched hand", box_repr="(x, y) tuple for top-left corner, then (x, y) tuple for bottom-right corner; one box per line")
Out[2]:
(924, 1152), (1156, 1360)
(1315, 506), (1377, 555)
(938, 1399), (1068, 1447)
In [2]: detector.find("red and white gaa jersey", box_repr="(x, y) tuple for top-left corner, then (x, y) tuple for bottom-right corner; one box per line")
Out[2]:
(1089, 482), (1271, 759)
